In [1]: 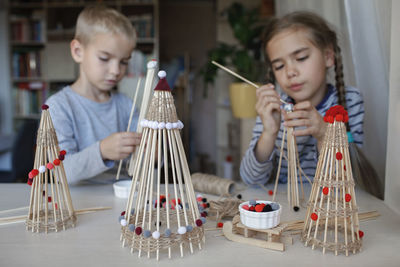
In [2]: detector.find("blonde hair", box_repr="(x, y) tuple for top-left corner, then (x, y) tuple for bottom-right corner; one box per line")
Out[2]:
(74, 5), (136, 46)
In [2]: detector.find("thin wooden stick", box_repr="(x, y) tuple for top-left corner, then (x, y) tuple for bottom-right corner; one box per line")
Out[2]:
(211, 60), (289, 105)
(116, 78), (142, 181)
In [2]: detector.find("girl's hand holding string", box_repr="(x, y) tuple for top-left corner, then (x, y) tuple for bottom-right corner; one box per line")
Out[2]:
(282, 101), (327, 150)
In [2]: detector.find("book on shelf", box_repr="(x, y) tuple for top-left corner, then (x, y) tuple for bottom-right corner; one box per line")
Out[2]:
(13, 82), (46, 117)
(10, 11), (46, 43)
(129, 14), (154, 39)
(12, 51), (42, 78)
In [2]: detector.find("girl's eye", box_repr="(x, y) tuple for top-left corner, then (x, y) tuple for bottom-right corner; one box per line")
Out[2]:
(273, 64), (284, 71)
(297, 55), (308, 62)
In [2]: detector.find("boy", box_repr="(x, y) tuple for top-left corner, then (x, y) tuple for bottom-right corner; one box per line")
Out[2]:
(46, 6), (141, 184)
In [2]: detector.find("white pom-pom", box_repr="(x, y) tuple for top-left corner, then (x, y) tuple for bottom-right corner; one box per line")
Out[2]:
(39, 166), (46, 173)
(158, 122), (165, 129)
(140, 119), (148, 128)
(177, 226), (187, 235)
(152, 231), (161, 239)
(151, 121), (158, 129)
(158, 70), (166, 79)
(196, 194), (203, 198)
(177, 120), (184, 129)
(147, 60), (157, 69)
(172, 122), (178, 129)
(284, 103), (293, 112)
(166, 122), (172, 130)
(120, 219), (127, 226)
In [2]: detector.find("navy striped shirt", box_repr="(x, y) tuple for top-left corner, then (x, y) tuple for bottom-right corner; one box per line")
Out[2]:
(240, 84), (364, 185)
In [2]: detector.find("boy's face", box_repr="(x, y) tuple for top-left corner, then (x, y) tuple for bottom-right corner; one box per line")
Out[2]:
(266, 28), (334, 106)
(73, 32), (135, 93)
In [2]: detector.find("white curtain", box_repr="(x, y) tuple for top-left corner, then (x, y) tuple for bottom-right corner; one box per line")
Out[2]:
(275, 0), (390, 194)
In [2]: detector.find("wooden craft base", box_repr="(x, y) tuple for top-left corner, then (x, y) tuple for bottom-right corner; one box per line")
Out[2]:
(223, 215), (292, 252)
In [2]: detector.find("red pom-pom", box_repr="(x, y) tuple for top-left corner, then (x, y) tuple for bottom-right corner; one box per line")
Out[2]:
(59, 150), (67, 156)
(335, 114), (343, 122)
(328, 116), (334, 123)
(268, 190), (273, 196)
(135, 227), (142, 235)
(359, 230), (364, 239)
(47, 163), (54, 170)
(217, 222), (224, 228)
(242, 205), (249, 211)
(196, 219), (203, 227)
(311, 213), (318, 221)
(255, 204), (265, 212)
(53, 159), (61, 166)
(48, 196), (52, 202)
(322, 187), (329, 195)
(345, 193), (352, 202)
(121, 211), (126, 216)
(31, 169), (39, 176)
(201, 212), (207, 217)
(336, 152), (343, 160)
(27, 178), (33, 186)
(196, 196), (203, 202)
(41, 104), (49, 110)
(58, 154), (65, 161)
(249, 206), (255, 212)
(28, 171), (34, 179)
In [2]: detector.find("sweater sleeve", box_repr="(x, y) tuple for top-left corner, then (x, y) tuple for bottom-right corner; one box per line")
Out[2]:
(240, 117), (275, 185)
(46, 95), (114, 185)
(346, 87), (364, 147)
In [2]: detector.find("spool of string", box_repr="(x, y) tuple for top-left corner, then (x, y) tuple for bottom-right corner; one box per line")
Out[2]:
(191, 173), (235, 196)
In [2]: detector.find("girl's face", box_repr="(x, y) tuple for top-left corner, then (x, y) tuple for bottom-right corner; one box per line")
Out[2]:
(266, 28), (334, 106)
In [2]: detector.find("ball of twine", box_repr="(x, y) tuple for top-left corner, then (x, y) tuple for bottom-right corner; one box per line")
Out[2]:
(191, 173), (235, 196)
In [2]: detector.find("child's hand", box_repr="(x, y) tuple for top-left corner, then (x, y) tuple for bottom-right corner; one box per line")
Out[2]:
(282, 101), (327, 143)
(100, 132), (142, 161)
(255, 84), (281, 136)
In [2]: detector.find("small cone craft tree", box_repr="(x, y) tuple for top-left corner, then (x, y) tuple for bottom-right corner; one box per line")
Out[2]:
(26, 104), (76, 233)
(272, 103), (311, 212)
(302, 105), (362, 256)
(120, 71), (204, 260)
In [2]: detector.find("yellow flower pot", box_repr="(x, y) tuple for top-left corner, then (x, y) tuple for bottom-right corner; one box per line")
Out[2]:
(229, 82), (258, 118)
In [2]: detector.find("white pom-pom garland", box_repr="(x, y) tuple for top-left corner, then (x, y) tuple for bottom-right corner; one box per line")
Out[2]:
(152, 231), (161, 239)
(147, 60), (157, 69)
(177, 226), (187, 235)
(140, 119), (184, 130)
(166, 122), (172, 130)
(158, 122), (165, 129)
(39, 166), (46, 173)
(158, 70), (166, 79)
(177, 120), (184, 129)
(120, 219), (127, 226)
(172, 122), (178, 129)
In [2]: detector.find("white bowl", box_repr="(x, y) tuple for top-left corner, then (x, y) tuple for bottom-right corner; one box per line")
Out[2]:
(113, 180), (133, 199)
(239, 200), (282, 229)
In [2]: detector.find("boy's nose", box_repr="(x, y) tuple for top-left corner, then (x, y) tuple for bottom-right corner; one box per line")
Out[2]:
(110, 62), (121, 76)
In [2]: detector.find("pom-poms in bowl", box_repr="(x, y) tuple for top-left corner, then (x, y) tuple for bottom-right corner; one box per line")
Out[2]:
(239, 200), (281, 229)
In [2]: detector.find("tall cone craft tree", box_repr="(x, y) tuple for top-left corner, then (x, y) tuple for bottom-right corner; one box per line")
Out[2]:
(26, 104), (76, 233)
(302, 105), (362, 256)
(120, 71), (204, 260)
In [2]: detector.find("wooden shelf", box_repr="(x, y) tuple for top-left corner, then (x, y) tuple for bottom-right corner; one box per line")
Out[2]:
(14, 114), (41, 120)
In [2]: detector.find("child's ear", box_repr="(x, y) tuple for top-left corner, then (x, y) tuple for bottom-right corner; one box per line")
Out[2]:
(70, 39), (84, 63)
(324, 47), (335, 68)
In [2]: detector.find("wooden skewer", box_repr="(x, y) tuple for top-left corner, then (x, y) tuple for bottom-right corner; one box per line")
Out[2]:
(116, 78), (142, 181)
(211, 60), (289, 105)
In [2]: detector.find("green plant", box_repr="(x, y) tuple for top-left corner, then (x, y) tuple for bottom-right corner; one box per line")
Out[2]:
(201, 2), (264, 97)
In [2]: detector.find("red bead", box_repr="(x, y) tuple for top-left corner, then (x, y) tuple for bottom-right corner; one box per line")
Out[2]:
(201, 212), (207, 217)
(47, 163), (54, 170)
(121, 211), (126, 216)
(336, 152), (343, 160)
(41, 104), (49, 110)
(60, 150), (67, 156)
(48, 196), (52, 202)
(217, 222), (223, 228)
(202, 203), (207, 208)
(335, 114), (343, 122)
(135, 227), (142, 235)
(53, 159), (61, 166)
(58, 154), (65, 161)
(32, 169), (39, 176)
(268, 190), (273, 196)
(27, 178), (33, 186)
(359, 230), (364, 238)
(196, 196), (202, 202)
(345, 193), (352, 202)
(196, 219), (203, 227)
(55, 203), (58, 210)
(43, 190), (45, 196)
(322, 187), (329, 195)
(344, 165), (346, 171)
(311, 213), (318, 221)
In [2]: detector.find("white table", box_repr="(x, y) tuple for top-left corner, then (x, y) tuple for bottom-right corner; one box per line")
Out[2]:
(0, 178), (399, 267)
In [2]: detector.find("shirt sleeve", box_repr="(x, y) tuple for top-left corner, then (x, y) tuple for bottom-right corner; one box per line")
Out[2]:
(240, 117), (275, 185)
(46, 95), (114, 185)
(345, 87), (364, 147)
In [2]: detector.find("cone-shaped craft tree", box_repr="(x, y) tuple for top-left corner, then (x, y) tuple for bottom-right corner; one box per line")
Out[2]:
(26, 104), (76, 233)
(302, 105), (362, 256)
(120, 71), (204, 260)
(272, 103), (311, 212)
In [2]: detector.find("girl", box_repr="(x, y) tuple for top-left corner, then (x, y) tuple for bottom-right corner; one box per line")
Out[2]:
(240, 11), (364, 185)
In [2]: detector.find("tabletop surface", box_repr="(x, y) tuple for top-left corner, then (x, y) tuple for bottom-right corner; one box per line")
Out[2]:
(1, 176), (399, 267)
